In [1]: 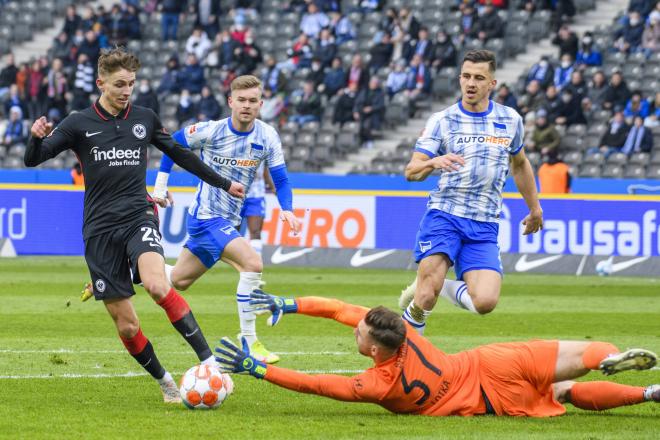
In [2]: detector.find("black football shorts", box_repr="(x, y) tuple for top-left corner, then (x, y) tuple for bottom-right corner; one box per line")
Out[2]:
(84, 217), (164, 301)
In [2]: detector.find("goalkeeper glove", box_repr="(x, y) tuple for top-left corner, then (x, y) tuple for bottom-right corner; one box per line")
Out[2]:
(249, 289), (298, 326)
(215, 337), (267, 379)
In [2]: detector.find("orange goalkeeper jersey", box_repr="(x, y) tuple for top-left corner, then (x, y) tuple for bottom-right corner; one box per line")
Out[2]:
(264, 297), (488, 416)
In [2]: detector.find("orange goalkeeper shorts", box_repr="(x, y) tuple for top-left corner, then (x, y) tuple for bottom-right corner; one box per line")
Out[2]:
(476, 340), (566, 417)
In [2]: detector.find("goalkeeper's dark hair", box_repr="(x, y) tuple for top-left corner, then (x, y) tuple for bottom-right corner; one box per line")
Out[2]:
(365, 306), (406, 351)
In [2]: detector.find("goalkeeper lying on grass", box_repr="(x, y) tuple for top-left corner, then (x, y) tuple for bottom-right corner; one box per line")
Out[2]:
(215, 291), (660, 417)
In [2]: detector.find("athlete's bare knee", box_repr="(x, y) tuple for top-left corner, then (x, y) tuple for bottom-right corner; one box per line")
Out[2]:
(242, 256), (263, 273)
(142, 278), (170, 300)
(471, 294), (498, 314)
(172, 278), (191, 291)
(116, 318), (140, 339)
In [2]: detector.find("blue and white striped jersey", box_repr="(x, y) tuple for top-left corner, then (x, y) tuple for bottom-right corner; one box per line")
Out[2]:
(414, 100), (524, 223)
(246, 162), (266, 198)
(183, 117), (285, 224)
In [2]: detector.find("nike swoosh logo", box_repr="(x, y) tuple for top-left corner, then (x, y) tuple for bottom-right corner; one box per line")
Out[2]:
(350, 249), (396, 267)
(609, 256), (650, 273)
(85, 131), (102, 137)
(270, 247), (314, 264)
(514, 254), (563, 272)
(185, 328), (199, 338)
(141, 358), (152, 368)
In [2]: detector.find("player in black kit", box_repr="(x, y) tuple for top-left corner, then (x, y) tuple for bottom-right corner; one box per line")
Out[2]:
(24, 48), (243, 403)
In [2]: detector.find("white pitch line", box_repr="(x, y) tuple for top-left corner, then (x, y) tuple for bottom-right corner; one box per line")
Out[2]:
(0, 349), (353, 355)
(0, 369), (363, 380)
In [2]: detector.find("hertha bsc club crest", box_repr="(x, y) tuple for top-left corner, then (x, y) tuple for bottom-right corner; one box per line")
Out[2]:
(132, 124), (147, 139)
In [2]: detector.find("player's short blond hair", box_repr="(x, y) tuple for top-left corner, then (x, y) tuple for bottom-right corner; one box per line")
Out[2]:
(98, 47), (141, 78)
(230, 75), (262, 93)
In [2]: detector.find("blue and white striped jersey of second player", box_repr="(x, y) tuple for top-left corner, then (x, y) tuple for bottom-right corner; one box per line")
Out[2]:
(414, 100), (524, 223)
(246, 162), (266, 199)
(183, 118), (285, 225)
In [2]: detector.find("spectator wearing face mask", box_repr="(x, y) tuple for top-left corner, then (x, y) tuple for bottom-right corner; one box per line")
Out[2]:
(176, 89), (198, 125)
(554, 54), (574, 90)
(575, 32), (601, 66)
(555, 89), (586, 127)
(186, 27), (213, 64)
(526, 57), (554, 89)
(134, 79), (160, 115)
(430, 30), (457, 72)
(614, 11), (645, 53)
(305, 59), (326, 89)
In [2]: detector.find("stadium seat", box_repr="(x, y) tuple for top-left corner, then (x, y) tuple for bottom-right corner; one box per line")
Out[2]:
(624, 164), (646, 179)
(629, 152), (650, 165)
(583, 152), (605, 165)
(300, 121), (320, 133)
(650, 152), (660, 165)
(592, 110), (613, 124)
(559, 134), (580, 151)
(2, 157), (22, 169)
(602, 164), (624, 178)
(578, 164), (602, 178)
(291, 146), (312, 161)
(606, 152), (628, 165)
(587, 123), (607, 137)
(566, 124), (587, 138)
(343, 121), (359, 134)
(646, 165), (660, 179)
(317, 132), (335, 149)
(563, 151), (583, 165)
(297, 132), (316, 147)
(9, 144), (26, 158)
(336, 131), (358, 153)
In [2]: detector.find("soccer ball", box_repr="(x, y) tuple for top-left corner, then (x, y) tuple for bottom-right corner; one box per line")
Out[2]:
(179, 364), (234, 409)
(596, 258), (613, 276)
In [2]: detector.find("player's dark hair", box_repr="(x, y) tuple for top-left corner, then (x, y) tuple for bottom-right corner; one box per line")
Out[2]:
(98, 47), (141, 77)
(462, 49), (497, 73)
(365, 306), (406, 351)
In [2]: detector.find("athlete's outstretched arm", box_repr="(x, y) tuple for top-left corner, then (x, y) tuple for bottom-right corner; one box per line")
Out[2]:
(151, 124), (235, 193)
(510, 149), (543, 235)
(250, 291), (369, 328)
(215, 338), (377, 403)
(265, 365), (375, 403)
(24, 116), (73, 167)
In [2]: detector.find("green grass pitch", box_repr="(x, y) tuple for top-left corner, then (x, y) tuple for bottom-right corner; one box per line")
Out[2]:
(0, 257), (659, 439)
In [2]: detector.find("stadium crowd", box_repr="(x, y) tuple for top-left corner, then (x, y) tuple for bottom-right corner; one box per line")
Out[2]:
(0, 0), (659, 180)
